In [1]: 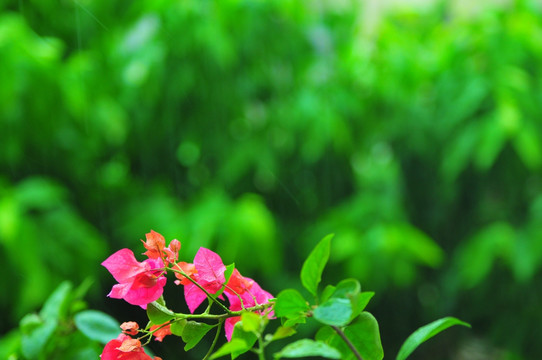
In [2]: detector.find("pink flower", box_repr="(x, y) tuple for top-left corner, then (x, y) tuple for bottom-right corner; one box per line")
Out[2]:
(102, 249), (167, 308)
(100, 333), (153, 360)
(182, 248), (226, 313)
(224, 274), (274, 341)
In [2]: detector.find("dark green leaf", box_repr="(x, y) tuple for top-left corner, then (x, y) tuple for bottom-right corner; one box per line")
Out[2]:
(301, 234), (333, 297)
(313, 298), (352, 327)
(396, 317), (470, 360)
(147, 301), (175, 325)
(344, 313), (384, 360)
(74, 310), (120, 344)
(170, 319), (187, 336)
(275, 339), (341, 359)
(181, 321), (215, 351)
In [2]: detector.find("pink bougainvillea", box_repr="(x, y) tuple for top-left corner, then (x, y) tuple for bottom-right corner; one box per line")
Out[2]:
(102, 248), (167, 308)
(101, 333), (160, 360)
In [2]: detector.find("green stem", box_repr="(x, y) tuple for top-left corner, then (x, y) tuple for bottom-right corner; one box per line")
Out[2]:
(331, 325), (363, 360)
(168, 266), (232, 314)
(174, 303), (273, 320)
(202, 319), (224, 360)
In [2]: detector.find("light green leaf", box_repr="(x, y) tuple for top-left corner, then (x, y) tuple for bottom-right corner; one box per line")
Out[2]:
(268, 326), (296, 342)
(330, 279), (360, 299)
(181, 321), (215, 351)
(147, 301), (175, 325)
(74, 310), (120, 344)
(396, 317), (470, 360)
(274, 289), (310, 318)
(275, 339), (341, 359)
(241, 311), (261, 332)
(301, 234), (333, 297)
(313, 298), (352, 327)
(231, 324), (258, 359)
(211, 338), (247, 359)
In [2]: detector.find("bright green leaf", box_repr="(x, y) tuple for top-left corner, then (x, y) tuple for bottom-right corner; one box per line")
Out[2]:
(320, 285), (336, 303)
(241, 311), (261, 332)
(269, 326), (296, 342)
(350, 292), (374, 320)
(313, 298), (352, 327)
(211, 338), (247, 359)
(330, 279), (361, 299)
(275, 339), (341, 359)
(215, 263), (236, 298)
(274, 289), (310, 318)
(301, 234), (333, 297)
(396, 317), (470, 360)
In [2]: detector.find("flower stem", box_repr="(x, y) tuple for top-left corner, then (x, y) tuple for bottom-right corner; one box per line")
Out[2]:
(169, 266), (232, 314)
(202, 319), (224, 360)
(331, 325), (363, 360)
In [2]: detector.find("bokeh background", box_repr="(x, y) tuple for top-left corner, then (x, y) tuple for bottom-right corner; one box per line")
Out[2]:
(2, 0), (542, 358)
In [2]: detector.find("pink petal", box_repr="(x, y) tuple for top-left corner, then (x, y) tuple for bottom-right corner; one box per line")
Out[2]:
(184, 281), (208, 313)
(194, 248), (226, 293)
(123, 276), (167, 307)
(102, 249), (146, 283)
(108, 283), (132, 299)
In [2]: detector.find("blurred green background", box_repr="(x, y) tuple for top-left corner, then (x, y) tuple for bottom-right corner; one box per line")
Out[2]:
(2, 0), (542, 358)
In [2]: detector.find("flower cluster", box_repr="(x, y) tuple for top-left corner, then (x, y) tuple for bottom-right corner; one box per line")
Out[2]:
(100, 231), (273, 359)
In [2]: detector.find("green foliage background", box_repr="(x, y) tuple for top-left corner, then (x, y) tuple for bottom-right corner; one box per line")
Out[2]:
(1, 0), (542, 358)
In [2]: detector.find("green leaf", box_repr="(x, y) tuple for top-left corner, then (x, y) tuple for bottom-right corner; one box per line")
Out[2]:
(181, 321), (215, 351)
(211, 338), (248, 359)
(330, 279), (360, 299)
(320, 285), (336, 303)
(21, 318), (57, 359)
(231, 323), (258, 359)
(315, 313), (383, 360)
(40, 281), (72, 321)
(170, 319), (187, 336)
(268, 326), (296, 342)
(313, 298), (352, 327)
(275, 339), (341, 359)
(274, 289), (310, 318)
(344, 313), (384, 360)
(74, 310), (120, 344)
(147, 301), (175, 325)
(241, 311), (261, 332)
(350, 292), (374, 320)
(396, 317), (470, 360)
(283, 315), (306, 327)
(301, 234), (333, 297)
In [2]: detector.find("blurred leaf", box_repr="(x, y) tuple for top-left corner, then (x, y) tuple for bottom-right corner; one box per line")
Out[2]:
(74, 310), (120, 344)
(275, 339), (341, 359)
(396, 317), (471, 360)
